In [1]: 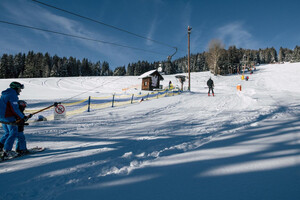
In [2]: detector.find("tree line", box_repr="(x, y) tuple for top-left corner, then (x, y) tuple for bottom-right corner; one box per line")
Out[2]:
(1, 43), (300, 78)
(0, 51), (113, 78)
(205, 40), (300, 75)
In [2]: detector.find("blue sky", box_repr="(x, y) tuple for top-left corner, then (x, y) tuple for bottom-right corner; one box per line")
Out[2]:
(1, 0), (300, 69)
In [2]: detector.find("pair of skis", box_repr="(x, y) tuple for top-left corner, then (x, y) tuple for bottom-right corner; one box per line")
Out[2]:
(0, 147), (45, 162)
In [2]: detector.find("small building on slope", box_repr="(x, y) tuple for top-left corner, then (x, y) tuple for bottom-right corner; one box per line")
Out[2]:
(139, 70), (164, 91)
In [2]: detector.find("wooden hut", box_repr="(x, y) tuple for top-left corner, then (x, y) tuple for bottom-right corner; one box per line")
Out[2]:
(139, 70), (164, 91)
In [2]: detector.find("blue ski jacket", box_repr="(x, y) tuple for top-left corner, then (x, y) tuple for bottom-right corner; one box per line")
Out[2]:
(0, 88), (25, 122)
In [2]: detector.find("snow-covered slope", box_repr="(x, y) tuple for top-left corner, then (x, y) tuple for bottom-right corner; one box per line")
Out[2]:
(0, 63), (300, 200)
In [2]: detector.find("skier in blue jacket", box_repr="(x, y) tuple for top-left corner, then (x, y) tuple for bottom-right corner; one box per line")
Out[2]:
(0, 82), (31, 157)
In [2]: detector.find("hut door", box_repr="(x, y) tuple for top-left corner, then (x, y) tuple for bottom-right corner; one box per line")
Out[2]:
(142, 77), (151, 90)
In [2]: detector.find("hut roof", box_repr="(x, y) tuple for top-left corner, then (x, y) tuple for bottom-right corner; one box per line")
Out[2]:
(139, 70), (164, 80)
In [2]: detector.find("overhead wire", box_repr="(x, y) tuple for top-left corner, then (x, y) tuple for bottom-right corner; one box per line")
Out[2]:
(31, 0), (186, 58)
(31, 0), (178, 51)
(0, 1), (186, 105)
(0, 18), (169, 103)
(0, 19), (132, 103)
(0, 20), (167, 56)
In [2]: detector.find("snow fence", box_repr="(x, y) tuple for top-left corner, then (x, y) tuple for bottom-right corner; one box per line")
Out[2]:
(25, 88), (181, 122)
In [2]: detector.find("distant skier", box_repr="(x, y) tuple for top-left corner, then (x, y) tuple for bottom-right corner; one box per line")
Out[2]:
(169, 81), (173, 90)
(207, 77), (214, 96)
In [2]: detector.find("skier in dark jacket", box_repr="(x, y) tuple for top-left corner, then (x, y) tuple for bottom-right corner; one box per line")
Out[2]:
(15, 100), (30, 155)
(207, 77), (214, 96)
(0, 82), (31, 157)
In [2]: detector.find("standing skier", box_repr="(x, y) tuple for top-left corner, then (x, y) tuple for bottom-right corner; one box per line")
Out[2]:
(0, 82), (31, 157)
(15, 100), (31, 155)
(207, 77), (214, 96)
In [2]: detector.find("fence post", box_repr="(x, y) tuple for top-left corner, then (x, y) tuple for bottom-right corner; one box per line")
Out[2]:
(131, 94), (134, 104)
(147, 93), (149, 100)
(87, 96), (91, 112)
(112, 94), (115, 107)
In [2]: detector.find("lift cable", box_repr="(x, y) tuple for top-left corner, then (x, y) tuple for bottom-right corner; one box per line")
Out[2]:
(0, 20), (168, 56)
(0, 20), (141, 103)
(31, 0), (178, 51)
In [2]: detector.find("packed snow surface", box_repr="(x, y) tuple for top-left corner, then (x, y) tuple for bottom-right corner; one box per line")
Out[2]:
(0, 63), (300, 200)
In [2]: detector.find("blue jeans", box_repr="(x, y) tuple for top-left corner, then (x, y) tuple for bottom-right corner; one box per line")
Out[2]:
(0, 124), (27, 151)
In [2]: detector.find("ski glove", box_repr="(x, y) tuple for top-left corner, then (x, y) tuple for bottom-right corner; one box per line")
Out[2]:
(23, 114), (32, 122)
(27, 114), (33, 119)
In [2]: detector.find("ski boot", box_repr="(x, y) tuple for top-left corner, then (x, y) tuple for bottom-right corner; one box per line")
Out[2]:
(1, 151), (16, 161)
(16, 149), (30, 156)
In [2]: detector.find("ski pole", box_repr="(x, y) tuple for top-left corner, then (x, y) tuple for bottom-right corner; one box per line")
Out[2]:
(30, 102), (61, 116)
(13, 102), (60, 125)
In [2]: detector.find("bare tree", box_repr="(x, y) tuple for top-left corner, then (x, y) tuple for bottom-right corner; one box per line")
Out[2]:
(206, 39), (224, 75)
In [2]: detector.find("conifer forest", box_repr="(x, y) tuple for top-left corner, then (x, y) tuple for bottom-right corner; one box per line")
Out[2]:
(1, 45), (300, 78)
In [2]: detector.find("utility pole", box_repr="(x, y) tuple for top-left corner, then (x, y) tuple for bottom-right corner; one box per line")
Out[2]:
(188, 26), (192, 91)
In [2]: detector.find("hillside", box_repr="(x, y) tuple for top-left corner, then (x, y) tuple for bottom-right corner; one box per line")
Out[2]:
(0, 62), (300, 200)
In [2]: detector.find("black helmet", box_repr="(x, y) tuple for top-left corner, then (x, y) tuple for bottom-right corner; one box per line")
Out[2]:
(10, 82), (24, 89)
(18, 100), (27, 108)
